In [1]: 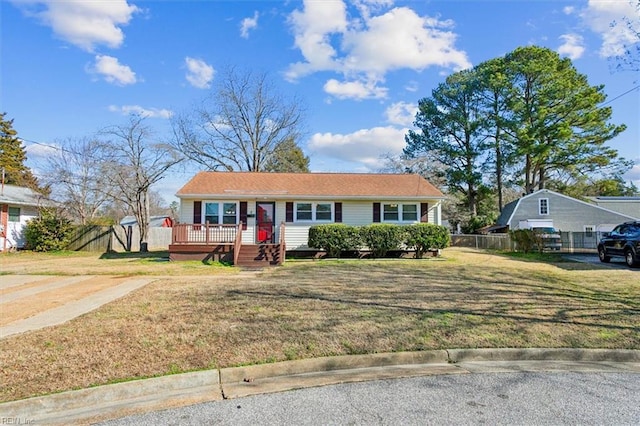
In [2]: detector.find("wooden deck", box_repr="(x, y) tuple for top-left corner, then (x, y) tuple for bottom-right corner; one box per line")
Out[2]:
(169, 223), (286, 267)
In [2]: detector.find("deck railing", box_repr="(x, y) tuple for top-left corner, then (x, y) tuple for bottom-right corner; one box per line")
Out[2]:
(172, 223), (238, 244)
(278, 221), (286, 265)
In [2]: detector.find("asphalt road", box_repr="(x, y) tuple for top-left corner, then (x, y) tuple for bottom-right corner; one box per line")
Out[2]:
(99, 372), (640, 425)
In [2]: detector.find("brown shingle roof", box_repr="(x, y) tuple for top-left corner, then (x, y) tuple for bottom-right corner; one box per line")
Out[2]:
(176, 172), (443, 199)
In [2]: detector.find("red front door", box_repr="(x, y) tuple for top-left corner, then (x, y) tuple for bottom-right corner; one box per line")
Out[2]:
(256, 202), (275, 243)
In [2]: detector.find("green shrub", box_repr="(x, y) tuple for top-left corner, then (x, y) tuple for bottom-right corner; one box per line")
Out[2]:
(404, 223), (451, 258)
(308, 224), (362, 258)
(509, 229), (543, 253)
(24, 208), (74, 252)
(359, 224), (404, 258)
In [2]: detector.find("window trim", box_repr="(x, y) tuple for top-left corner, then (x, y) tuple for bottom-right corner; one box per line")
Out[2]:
(8, 207), (20, 222)
(294, 202), (334, 222)
(538, 198), (549, 215)
(202, 201), (238, 225)
(381, 203), (419, 223)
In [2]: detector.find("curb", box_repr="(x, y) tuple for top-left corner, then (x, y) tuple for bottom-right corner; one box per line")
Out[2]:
(1, 349), (638, 425)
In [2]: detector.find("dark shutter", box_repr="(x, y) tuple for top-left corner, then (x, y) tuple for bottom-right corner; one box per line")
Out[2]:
(193, 201), (202, 224)
(335, 202), (342, 223)
(286, 202), (294, 222)
(239, 201), (248, 230)
(420, 203), (429, 223)
(373, 203), (381, 223)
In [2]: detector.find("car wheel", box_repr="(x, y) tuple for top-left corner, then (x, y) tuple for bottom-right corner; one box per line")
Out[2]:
(598, 246), (610, 263)
(624, 250), (638, 267)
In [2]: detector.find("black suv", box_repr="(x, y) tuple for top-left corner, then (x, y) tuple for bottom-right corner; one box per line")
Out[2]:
(597, 221), (640, 267)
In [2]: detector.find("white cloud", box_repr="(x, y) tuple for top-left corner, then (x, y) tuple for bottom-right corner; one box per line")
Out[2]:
(240, 11), (259, 39)
(385, 102), (418, 126)
(582, 0), (639, 58)
(13, 0), (139, 52)
(563, 6), (575, 15)
(307, 126), (407, 170)
(286, 0), (348, 79)
(89, 55), (137, 85)
(557, 34), (585, 60)
(108, 105), (173, 119)
(286, 1), (470, 101)
(24, 141), (58, 159)
(185, 57), (214, 89)
(323, 78), (388, 100)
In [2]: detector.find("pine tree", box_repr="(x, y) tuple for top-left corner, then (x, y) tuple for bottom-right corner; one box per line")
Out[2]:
(0, 112), (39, 188)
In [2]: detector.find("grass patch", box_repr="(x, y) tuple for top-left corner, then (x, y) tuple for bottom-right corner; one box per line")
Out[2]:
(0, 248), (638, 403)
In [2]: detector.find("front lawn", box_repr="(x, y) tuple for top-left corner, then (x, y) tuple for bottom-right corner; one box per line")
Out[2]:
(0, 248), (637, 402)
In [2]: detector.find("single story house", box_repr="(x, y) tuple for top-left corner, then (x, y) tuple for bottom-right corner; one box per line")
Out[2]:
(586, 196), (640, 219)
(119, 215), (175, 228)
(490, 189), (638, 248)
(0, 184), (47, 251)
(171, 172), (445, 265)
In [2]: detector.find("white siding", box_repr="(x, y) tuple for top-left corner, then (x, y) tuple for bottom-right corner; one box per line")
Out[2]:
(2, 205), (38, 250)
(179, 198), (442, 250)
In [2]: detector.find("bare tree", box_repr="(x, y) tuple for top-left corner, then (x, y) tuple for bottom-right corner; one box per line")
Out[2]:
(172, 67), (305, 171)
(98, 115), (181, 252)
(43, 137), (113, 225)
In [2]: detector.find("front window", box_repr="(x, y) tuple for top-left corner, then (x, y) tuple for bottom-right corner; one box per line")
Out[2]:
(295, 202), (333, 221)
(222, 203), (237, 224)
(204, 202), (237, 224)
(383, 204), (399, 221)
(382, 203), (418, 222)
(296, 203), (313, 221)
(402, 204), (418, 221)
(204, 203), (219, 224)
(316, 203), (332, 221)
(539, 198), (549, 215)
(8, 207), (20, 222)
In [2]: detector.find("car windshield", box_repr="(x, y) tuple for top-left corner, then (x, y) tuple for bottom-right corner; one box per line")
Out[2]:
(536, 227), (557, 233)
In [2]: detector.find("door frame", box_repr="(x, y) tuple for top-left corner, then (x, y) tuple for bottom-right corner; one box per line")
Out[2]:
(255, 201), (276, 243)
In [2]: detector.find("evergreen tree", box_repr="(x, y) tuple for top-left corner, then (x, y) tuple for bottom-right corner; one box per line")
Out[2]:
(0, 112), (39, 188)
(263, 138), (310, 172)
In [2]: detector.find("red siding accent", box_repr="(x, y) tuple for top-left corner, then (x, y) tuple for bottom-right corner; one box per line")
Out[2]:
(420, 203), (429, 223)
(373, 203), (380, 223)
(335, 202), (342, 223)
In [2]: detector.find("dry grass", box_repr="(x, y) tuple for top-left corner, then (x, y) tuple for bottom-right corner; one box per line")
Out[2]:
(0, 248), (638, 402)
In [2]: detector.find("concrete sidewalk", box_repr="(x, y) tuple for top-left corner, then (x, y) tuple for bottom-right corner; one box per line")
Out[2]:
(0, 276), (155, 339)
(1, 348), (638, 425)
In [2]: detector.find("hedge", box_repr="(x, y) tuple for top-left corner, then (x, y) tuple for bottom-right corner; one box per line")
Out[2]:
(308, 223), (450, 258)
(308, 224), (362, 258)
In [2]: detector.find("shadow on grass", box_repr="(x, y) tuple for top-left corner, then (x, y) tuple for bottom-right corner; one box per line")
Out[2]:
(99, 251), (169, 261)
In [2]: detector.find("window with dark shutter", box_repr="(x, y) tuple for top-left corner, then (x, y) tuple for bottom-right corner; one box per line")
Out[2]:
(286, 202), (294, 222)
(420, 203), (429, 223)
(335, 202), (342, 223)
(193, 201), (202, 224)
(373, 202), (380, 223)
(240, 201), (248, 230)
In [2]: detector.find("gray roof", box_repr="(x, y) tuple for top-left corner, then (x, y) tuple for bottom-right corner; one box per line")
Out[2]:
(0, 184), (46, 207)
(496, 199), (518, 227)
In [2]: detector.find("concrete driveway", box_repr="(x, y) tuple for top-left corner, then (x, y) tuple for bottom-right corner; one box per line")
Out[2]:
(562, 254), (639, 270)
(0, 275), (156, 339)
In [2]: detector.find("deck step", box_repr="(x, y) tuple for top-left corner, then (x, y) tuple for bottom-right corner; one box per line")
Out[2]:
(236, 244), (282, 267)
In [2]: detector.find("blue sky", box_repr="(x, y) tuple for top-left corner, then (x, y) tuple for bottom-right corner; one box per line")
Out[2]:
(2, 0), (639, 204)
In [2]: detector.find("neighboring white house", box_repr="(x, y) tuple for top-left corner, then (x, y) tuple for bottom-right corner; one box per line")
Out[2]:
(0, 184), (46, 251)
(175, 171), (445, 250)
(491, 189), (639, 247)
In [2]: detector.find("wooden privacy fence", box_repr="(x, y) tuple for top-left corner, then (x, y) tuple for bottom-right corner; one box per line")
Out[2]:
(65, 225), (173, 252)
